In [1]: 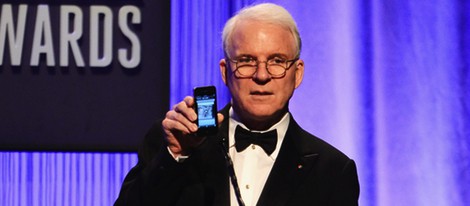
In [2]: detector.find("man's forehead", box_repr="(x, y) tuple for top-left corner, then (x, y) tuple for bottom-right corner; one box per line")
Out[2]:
(228, 20), (296, 57)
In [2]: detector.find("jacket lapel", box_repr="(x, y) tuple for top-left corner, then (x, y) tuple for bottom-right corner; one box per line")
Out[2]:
(210, 104), (231, 206)
(256, 117), (319, 206)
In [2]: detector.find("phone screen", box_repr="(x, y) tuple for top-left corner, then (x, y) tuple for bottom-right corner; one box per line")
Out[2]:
(194, 86), (218, 136)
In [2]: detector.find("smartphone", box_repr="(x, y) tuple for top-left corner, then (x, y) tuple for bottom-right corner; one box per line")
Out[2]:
(193, 86), (218, 136)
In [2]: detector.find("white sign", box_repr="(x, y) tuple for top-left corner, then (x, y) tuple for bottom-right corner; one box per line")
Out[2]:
(0, 4), (141, 68)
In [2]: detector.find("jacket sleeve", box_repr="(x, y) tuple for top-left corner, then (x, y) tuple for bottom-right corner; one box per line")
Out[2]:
(113, 121), (192, 206)
(330, 159), (360, 206)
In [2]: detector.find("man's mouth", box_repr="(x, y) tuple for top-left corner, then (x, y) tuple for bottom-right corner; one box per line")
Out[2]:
(250, 91), (273, 95)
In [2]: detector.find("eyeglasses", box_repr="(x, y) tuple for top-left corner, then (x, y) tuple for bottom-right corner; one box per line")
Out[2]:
(227, 56), (299, 78)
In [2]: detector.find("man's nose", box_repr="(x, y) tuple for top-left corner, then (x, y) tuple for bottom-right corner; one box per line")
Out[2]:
(252, 62), (271, 83)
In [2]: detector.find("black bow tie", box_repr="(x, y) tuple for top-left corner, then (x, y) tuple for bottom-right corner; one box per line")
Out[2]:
(235, 125), (277, 155)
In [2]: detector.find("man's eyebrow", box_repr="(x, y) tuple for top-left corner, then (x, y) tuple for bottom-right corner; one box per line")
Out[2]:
(234, 54), (256, 59)
(234, 53), (288, 59)
(267, 53), (288, 59)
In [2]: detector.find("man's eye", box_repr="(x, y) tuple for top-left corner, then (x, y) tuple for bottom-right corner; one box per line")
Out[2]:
(238, 58), (254, 63)
(271, 57), (287, 64)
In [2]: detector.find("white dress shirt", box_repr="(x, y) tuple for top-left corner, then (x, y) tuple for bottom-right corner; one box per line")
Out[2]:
(228, 108), (290, 206)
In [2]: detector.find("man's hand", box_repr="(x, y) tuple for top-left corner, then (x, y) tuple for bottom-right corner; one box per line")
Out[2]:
(162, 96), (224, 157)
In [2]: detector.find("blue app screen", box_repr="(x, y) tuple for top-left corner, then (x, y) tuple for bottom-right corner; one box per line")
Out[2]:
(196, 94), (216, 128)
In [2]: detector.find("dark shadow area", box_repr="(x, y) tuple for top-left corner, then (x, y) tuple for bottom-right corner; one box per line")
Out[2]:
(11, 66), (23, 74)
(121, 65), (142, 76)
(2, 0), (144, 6)
(90, 65), (113, 75)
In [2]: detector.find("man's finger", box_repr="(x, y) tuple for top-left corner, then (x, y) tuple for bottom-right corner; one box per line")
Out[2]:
(217, 113), (224, 126)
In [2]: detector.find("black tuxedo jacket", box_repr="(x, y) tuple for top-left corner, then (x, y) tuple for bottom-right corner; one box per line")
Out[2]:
(115, 105), (359, 206)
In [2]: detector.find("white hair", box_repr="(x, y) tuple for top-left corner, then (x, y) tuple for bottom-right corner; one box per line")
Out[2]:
(222, 3), (302, 58)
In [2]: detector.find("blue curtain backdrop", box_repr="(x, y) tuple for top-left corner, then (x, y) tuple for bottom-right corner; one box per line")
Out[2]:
(170, 0), (470, 206)
(0, 152), (137, 206)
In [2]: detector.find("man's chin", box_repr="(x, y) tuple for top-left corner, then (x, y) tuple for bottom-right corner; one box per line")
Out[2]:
(246, 108), (277, 120)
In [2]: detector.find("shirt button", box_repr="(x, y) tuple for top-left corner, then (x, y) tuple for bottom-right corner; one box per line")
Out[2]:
(251, 145), (256, 150)
(246, 184), (250, 189)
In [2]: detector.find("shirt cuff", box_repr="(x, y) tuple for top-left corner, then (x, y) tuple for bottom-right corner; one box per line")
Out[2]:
(167, 147), (189, 163)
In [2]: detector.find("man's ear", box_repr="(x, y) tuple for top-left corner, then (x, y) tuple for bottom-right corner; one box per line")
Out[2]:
(220, 59), (228, 85)
(294, 59), (304, 89)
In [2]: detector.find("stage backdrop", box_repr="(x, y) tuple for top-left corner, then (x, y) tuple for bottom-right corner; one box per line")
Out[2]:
(0, 0), (170, 151)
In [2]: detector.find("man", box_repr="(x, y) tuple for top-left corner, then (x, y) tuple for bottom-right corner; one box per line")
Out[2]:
(115, 3), (359, 206)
